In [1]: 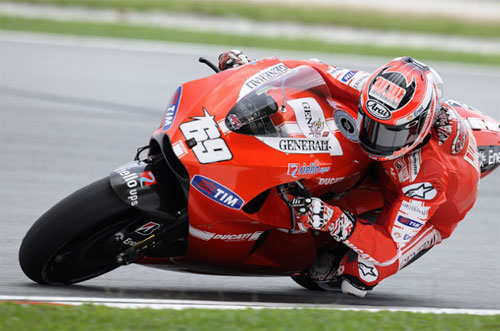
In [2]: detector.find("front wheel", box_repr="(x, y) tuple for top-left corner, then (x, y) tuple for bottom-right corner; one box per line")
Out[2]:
(19, 178), (140, 285)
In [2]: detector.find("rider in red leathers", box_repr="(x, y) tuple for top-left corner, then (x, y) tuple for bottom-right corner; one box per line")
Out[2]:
(218, 51), (481, 297)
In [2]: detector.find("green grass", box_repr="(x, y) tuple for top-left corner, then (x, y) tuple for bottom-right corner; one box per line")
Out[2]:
(1, 302), (499, 330)
(3, 0), (500, 39)
(1, 16), (499, 67)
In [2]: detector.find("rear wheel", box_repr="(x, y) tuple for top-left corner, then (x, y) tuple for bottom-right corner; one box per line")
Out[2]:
(19, 178), (140, 285)
(291, 273), (341, 291)
(291, 245), (349, 291)
(291, 273), (324, 291)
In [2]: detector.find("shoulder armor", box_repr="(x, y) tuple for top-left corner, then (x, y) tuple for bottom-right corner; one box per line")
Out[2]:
(327, 67), (370, 92)
(433, 102), (468, 155)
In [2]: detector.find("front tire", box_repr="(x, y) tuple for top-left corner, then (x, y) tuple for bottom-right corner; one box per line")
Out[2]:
(19, 178), (138, 285)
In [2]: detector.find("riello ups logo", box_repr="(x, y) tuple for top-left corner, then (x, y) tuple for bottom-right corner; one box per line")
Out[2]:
(114, 168), (157, 206)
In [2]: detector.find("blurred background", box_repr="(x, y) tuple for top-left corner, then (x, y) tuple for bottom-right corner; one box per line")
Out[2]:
(0, 0), (499, 64)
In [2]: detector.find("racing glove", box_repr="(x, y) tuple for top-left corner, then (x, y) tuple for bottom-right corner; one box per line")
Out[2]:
(218, 50), (251, 70)
(291, 197), (356, 242)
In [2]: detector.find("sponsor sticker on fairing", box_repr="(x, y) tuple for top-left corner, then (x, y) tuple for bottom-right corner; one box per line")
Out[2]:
(114, 167), (140, 206)
(139, 171), (157, 188)
(189, 226), (262, 242)
(288, 97), (328, 138)
(318, 177), (344, 185)
(217, 118), (231, 135)
(478, 145), (500, 173)
(162, 86), (182, 131)
(256, 137), (343, 156)
(287, 162), (330, 178)
(191, 175), (244, 209)
(334, 110), (359, 142)
(172, 140), (188, 159)
(238, 63), (289, 100)
(135, 221), (161, 236)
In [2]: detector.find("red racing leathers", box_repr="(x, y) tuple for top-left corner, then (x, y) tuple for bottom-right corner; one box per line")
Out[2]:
(219, 54), (482, 291)
(319, 64), (481, 290)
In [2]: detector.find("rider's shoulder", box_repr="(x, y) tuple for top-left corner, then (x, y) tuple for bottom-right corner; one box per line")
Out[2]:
(325, 66), (371, 92)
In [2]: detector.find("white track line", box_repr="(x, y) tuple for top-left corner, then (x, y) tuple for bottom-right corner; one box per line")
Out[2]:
(1, 295), (499, 315)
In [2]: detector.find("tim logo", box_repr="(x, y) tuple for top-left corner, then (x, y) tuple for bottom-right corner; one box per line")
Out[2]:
(397, 216), (423, 229)
(341, 70), (357, 83)
(191, 175), (244, 209)
(162, 86), (182, 131)
(140, 171), (157, 187)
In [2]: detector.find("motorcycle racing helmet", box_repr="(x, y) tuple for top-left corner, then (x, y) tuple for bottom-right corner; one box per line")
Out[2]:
(358, 57), (443, 161)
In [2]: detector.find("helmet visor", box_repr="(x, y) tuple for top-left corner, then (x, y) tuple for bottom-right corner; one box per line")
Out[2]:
(358, 107), (428, 157)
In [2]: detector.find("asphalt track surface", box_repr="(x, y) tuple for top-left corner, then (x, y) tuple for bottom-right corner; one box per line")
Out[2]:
(1, 32), (499, 310)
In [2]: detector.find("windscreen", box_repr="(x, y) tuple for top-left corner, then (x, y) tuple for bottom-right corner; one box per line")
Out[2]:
(224, 66), (332, 137)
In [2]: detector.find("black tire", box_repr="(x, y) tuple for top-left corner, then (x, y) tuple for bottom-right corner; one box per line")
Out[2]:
(291, 273), (342, 291)
(291, 245), (349, 291)
(291, 273), (324, 291)
(19, 177), (139, 285)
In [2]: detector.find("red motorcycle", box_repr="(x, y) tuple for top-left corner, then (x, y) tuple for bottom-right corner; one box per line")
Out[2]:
(19, 57), (500, 290)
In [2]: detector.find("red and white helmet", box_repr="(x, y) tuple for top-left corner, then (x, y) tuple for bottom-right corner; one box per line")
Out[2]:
(358, 57), (442, 161)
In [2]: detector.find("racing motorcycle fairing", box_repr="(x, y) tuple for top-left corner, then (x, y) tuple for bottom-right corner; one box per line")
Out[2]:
(447, 100), (500, 177)
(168, 63), (370, 200)
(21, 55), (500, 284)
(130, 59), (375, 274)
(116, 58), (500, 276)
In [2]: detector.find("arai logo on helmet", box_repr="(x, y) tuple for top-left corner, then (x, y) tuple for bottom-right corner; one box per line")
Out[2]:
(365, 100), (391, 120)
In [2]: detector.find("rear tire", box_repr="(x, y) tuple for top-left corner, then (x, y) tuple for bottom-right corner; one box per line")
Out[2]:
(19, 178), (139, 285)
(291, 273), (324, 291)
(291, 245), (349, 291)
(291, 273), (342, 291)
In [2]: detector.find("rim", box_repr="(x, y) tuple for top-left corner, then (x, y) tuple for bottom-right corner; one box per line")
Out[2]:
(41, 213), (140, 284)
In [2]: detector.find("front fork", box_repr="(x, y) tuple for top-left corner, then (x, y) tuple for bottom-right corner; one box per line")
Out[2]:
(108, 144), (189, 264)
(114, 208), (188, 265)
